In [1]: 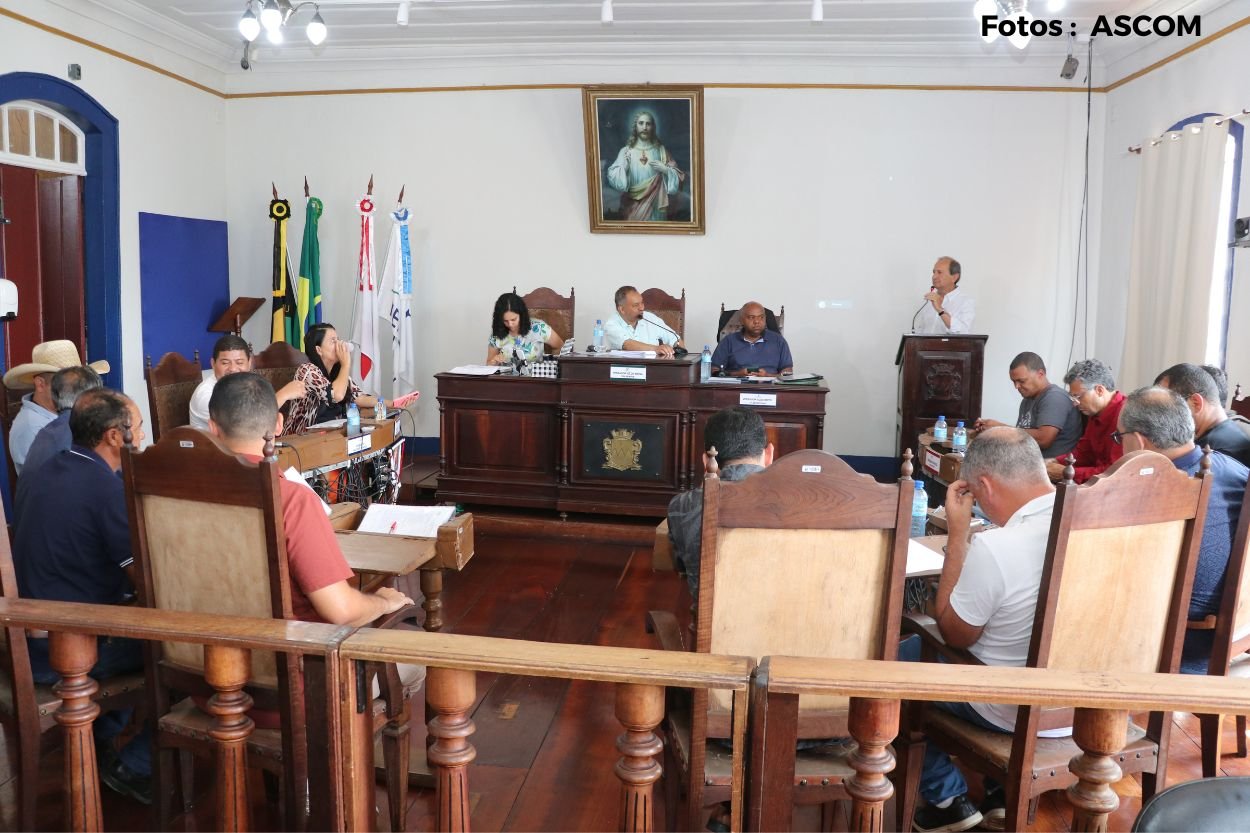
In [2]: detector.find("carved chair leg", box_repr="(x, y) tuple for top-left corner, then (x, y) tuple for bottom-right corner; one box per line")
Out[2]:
(1067, 708), (1128, 833)
(51, 632), (103, 833)
(381, 664), (412, 833)
(17, 684), (41, 833)
(427, 667), (476, 832)
(846, 697), (900, 833)
(1198, 713), (1223, 778)
(1238, 715), (1248, 758)
(420, 570), (444, 633)
(205, 645), (255, 833)
(616, 683), (664, 833)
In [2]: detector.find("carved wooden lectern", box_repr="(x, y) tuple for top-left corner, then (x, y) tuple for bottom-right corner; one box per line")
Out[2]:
(894, 334), (988, 457)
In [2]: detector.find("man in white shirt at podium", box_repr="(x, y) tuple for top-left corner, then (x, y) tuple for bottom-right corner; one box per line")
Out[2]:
(914, 256), (976, 335)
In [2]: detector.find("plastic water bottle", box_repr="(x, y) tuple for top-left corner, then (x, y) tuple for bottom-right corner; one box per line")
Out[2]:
(700, 345), (712, 382)
(911, 481), (928, 538)
(952, 421), (968, 453)
(375, 397), (386, 421)
(346, 402), (361, 434)
(933, 414), (948, 443)
(593, 319), (605, 352)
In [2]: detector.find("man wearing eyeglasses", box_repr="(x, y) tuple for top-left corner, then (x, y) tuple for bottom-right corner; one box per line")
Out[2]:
(1116, 387), (1248, 674)
(1043, 359), (1125, 483)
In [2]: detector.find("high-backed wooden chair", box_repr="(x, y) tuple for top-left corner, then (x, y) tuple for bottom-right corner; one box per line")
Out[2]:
(648, 448), (912, 831)
(1193, 474), (1250, 775)
(898, 450), (1213, 833)
(144, 351), (202, 442)
(716, 303), (785, 343)
(1231, 384), (1250, 421)
(0, 500), (145, 831)
(513, 285), (575, 351)
(122, 427), (415, 830)
(251, 341), (307, 394)
(642, 287), (686, 342)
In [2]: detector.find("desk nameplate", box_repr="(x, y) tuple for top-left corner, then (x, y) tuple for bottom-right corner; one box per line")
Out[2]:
(609, 366), (648, 382)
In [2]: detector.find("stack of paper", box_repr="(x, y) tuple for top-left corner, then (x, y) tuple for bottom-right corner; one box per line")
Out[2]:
(448, 365), (502, 376)
(358, 504), (456, 538)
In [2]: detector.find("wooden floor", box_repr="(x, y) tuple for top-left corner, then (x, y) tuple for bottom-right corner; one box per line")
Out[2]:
(3, 512), (1249, 832)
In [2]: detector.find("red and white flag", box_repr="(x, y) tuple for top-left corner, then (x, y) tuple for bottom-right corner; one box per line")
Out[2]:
(352, 194), (380, 393)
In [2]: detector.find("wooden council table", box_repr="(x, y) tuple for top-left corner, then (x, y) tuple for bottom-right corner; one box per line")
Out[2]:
(436, 355), (829, 517)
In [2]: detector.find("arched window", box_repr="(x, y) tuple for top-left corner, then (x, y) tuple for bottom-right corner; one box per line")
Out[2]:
(1167, 113), (1243, 366)
(0, 100), (87, 175)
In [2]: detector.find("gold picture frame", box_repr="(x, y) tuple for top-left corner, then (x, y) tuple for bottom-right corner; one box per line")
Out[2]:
(582, 85), (705, 235)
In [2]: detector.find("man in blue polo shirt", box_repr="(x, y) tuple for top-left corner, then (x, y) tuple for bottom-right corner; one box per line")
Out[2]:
(1116, 386), (1249, 674)
(709, 301), (794, 377)
(13, 387), (153, 804)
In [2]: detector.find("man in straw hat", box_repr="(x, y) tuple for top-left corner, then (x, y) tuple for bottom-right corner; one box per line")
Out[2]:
(3, 339), (109, 474)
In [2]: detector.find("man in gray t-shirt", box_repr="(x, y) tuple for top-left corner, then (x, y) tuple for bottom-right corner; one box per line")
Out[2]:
(975, 351), (1084, 458)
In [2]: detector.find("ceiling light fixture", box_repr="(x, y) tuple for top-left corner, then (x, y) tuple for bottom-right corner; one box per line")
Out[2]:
(397, 1), (410, 26)
(810, 0), (824, 23)
(972, 0), (999, 43)
(237, 0), (326, 47)
(601, 0), (613, 25)
(1046, 0), (1066, 11)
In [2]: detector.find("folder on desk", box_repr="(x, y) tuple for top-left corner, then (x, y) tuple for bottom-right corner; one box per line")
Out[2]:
(359, 504), (455, 537)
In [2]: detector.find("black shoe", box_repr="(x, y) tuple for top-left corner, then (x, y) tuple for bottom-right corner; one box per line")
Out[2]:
(978, 787), (1006, 831)
(98, 746), (153, 806)
(913, 795), (983, 832)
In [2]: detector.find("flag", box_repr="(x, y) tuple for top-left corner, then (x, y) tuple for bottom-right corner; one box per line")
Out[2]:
(352, 194), (380, 394)
(269, 197), (299, 346)
(295, 196), (324, 349)
(378, 205), (415, 400)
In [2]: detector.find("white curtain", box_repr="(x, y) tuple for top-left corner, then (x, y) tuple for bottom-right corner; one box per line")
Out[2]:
(1121, 116), (1229, 389)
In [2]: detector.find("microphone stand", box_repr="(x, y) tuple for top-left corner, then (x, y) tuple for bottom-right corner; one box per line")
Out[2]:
(910, 287), (936, 333)
(642, 312), (688, 356)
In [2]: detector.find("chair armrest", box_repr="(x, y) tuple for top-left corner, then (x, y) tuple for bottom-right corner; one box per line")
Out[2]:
(646, 609), (689, 652)
(1187, 615), (1218, 631)
(901, 612), (984, 666)
(371, 603), (420, 631)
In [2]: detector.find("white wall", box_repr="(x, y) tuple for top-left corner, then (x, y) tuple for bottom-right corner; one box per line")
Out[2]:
(0, 12), (228, 433)
(1098, 20), (1250, 393)
(226, 86), (1100, 456)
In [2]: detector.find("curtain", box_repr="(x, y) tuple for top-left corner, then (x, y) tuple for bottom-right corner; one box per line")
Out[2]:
(1121, 116), (1229, 389)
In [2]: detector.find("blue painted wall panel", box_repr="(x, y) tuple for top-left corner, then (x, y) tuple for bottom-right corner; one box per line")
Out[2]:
(139, 212), (229, 369)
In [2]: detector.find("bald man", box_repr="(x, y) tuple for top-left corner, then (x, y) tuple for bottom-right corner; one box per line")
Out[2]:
(709, 301), (794, 377)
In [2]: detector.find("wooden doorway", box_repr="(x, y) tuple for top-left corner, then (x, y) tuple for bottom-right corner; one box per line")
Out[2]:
(0, 163), (86, 369)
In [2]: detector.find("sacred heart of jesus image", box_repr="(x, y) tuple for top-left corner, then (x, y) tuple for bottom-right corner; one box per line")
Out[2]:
(602, 428), (643, 472)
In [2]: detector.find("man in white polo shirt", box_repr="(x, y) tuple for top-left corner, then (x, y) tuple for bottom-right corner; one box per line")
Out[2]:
(905, 427), (1059, 832)
(602, 285), (684, 357)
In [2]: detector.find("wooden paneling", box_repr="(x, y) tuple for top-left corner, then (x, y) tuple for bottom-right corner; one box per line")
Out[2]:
(0, 164), (42, 369)
(437, 365), (828, 516)
(37, 174), (84, 351)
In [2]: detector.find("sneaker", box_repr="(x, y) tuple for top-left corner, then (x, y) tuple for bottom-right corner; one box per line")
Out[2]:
(913, 795), (983, 832)
(978, 787), (1006, 831)
(98, 746), (153, 806)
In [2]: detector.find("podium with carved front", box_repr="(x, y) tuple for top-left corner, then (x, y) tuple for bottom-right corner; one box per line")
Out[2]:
(895, 334), (987, 457)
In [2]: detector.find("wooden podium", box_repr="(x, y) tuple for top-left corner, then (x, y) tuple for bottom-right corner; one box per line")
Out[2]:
(895, 334), (987, 456)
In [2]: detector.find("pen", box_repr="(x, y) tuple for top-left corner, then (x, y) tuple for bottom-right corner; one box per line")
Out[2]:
(388, 521), (398, 535)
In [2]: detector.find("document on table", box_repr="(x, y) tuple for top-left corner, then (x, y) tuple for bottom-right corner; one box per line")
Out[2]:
(359, 504), (456, 538)
(448, 364), (502, 375)
(906, 538), (946, 577)
(308, 419), (346, 429)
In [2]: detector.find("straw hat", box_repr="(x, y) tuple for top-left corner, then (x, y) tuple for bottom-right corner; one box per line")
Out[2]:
(2, 340), (110, 390)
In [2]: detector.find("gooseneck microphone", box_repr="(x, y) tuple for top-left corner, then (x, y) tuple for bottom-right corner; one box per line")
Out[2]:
(910, 286), (935, 333)
(641, 311), (689, 356)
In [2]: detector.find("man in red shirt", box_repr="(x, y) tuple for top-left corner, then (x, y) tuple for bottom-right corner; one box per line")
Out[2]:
(1046, 359), (1125, 483)
(207, 372), (412, 625)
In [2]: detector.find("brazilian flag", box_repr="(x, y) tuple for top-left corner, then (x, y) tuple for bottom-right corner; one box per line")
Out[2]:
(295, 196), (324, 350)
(270, 197), (299, 347)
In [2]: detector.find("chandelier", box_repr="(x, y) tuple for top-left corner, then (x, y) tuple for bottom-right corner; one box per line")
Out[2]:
(238, 0), (327, 46)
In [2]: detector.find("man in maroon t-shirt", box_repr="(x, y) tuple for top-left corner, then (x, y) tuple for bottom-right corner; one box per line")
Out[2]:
(207, 372), (412, 625)
(1046, 358), (1125, 484)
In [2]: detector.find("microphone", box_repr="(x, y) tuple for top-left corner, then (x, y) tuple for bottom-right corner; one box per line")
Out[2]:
(910, 286), (935, 333)
(641, 311), (689, 356)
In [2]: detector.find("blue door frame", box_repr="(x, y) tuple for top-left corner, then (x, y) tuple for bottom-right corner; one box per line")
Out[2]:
(0, 72), (122, 514)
